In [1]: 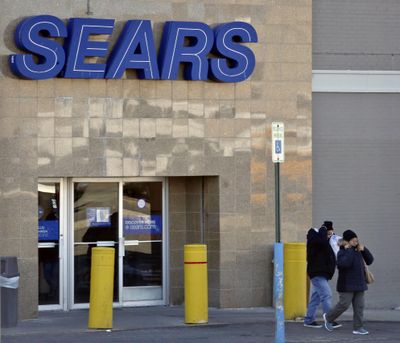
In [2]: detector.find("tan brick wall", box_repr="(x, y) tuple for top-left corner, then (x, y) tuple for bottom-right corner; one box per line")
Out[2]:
(0, 0), (312, 317)
(168, 176), (220, 307)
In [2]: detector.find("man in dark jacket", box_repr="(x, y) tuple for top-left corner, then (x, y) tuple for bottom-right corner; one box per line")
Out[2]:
(323, 229), (374, 335)
(304, 221), (339, 328)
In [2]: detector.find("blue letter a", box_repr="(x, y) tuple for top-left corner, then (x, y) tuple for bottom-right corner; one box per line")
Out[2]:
(106, 20), (159, 79)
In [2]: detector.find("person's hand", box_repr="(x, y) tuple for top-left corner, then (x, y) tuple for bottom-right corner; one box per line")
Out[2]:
(357, 244), (364, 252)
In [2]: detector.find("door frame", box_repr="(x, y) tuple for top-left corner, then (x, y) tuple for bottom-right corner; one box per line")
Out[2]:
(68, 177), (169, 310)
(38, 177), (68, 311)
(119, 179), (168, 307)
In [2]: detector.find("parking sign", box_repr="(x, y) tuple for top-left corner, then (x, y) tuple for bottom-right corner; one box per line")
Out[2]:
(272, 122), (284, 163)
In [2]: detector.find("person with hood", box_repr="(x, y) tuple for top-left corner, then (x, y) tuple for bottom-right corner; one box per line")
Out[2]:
(304, 221), (340, 328)
(323, 229), (374, 335)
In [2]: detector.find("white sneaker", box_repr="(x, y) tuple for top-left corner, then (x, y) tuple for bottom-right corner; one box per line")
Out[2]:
(303, 321), (322, 328)
(353, 328), (369, 335)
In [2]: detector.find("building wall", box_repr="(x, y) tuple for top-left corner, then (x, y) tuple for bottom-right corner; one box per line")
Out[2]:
(313, 93), (400, 308)
(0, 0), (312, 319)
(313, 0), (400, 308)
(313, 0), (400, 70)
(168, 176), (220, 306)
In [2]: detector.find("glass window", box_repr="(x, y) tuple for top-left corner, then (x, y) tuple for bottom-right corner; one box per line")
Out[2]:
(123, 182), (163, 290)
(73, 182), (119, 304)
(38, 182), (60, 305)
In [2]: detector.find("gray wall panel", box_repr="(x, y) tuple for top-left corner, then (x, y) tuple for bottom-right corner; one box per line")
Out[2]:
(313, 93), (400, 308)
(313, 0), (400, 70)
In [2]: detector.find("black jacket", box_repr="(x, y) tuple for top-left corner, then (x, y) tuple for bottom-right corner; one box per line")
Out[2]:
(336, 246), (374, 292)
(306, 227), (336, 280)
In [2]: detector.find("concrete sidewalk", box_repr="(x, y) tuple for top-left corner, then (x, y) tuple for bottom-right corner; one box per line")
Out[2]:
(3, 307), (271, 336)
(2, 306), (400, 335)
(2, 306), (400, 343)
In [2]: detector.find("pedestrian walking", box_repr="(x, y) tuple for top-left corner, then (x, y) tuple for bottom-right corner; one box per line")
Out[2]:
(304, 221), (341, 328)
(323, 229), (374, 335)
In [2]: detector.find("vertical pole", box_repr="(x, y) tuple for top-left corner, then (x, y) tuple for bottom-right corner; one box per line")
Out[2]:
(275, 163), (281, 243)
(272, 122), (284, 342)
(184, 244), (208, 324)
(274, 162), (284, 342)
(88, 248), (115, 329)
(274, 243), (285, 343)
(200, 177), (205, 244)
(0, 284), (1, 324)
(86, 0), (93, 15)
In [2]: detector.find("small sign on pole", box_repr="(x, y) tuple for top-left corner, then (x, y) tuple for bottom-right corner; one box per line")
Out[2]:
(272, 122), (285, 163)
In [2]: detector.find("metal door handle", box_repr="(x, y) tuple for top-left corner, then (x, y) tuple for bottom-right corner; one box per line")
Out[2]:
(119, 237), (125, 257)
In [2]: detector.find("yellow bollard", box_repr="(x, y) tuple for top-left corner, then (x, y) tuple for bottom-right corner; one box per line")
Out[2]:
(88, 247), (115, 329)
(184, 244), (208, 324)
(284, 243), (307, 320)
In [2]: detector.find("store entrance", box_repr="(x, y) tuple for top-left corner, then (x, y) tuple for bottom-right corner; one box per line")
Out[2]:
(38, 178), (167, 311)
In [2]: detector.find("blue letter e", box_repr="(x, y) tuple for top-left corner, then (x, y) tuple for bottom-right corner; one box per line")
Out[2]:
(64, 18), (114, 78)
(9, 15), (67, 80)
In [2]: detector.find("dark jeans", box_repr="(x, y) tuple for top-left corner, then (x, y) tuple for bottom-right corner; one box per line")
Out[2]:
(326, 291), (365, 329)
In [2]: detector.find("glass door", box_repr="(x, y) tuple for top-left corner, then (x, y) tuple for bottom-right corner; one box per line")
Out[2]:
(72, 182), (119, 306)
(68, 178), (167, 309)
(121, 181), (164, 304)
(38, 180), (63, 309)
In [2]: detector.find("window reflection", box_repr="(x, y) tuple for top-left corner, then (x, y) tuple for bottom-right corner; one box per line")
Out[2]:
(73, 182), (119, 304)
(74, 183), (119, 242)
(123, 182), (163, 292)
(123, 182), (163, 241)
(38, 182), (60, 306)
(123, 242), (162, 287)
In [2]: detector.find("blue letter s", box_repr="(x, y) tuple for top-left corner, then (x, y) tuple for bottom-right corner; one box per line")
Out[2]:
(210, 22), (257, 83)
(9, 15), (67, 80)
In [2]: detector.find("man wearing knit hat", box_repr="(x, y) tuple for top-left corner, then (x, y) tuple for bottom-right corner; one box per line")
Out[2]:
(323, 229), (374, 335)
(304, 221), (341, 328)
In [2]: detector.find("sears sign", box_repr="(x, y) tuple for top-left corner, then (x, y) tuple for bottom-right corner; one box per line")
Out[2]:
(9, 15), (258, 82)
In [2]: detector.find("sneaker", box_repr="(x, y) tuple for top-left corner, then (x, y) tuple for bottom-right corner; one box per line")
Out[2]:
(353, 328), (369, 335)
(323, 313), (333, 332)
(303, 321), (322, 328)
(332, 321), (342, 329)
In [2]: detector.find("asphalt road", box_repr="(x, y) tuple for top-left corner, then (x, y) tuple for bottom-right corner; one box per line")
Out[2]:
(2, 321), (400, 343)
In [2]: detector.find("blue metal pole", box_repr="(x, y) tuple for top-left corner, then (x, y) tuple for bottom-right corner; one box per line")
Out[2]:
(274, 242), (285, 343)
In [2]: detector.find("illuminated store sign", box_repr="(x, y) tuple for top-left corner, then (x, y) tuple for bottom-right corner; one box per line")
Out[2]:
(9, 15), (258, 82)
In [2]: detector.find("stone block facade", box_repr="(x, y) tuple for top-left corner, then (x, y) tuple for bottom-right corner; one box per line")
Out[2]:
(0, 0), (312, 318)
